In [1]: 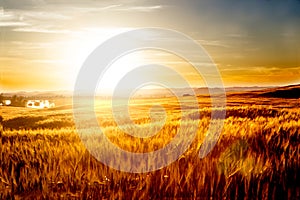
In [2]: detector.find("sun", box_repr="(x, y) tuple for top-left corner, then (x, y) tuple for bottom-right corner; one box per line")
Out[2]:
(61, 28), (135, 90)
(96, 51), (149, 94)
(62, 28), (205, 93)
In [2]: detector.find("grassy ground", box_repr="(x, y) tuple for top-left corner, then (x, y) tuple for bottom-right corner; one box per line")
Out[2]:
(0, 96), (299, 199)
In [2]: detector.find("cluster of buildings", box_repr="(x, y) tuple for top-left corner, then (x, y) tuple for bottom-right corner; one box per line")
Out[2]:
(0, 100), (11, 106)
(26, 100), (55, 109)
(0, 99), (55, 109)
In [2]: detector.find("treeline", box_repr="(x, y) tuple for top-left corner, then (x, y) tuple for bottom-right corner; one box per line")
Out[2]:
(0, 94), (27, 107)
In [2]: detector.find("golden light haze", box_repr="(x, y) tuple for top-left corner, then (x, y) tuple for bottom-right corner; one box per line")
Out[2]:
(1, 1), (299, 91)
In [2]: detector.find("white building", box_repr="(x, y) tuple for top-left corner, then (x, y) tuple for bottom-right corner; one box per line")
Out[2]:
(26, 100), (55, 109)
(4, 100), (11, 106)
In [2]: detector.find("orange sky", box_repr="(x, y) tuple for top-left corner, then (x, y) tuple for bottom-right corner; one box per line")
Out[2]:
(1, 1), (299, 91)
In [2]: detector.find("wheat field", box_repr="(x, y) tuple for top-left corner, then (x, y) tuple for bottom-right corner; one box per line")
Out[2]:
(0, 95), (299, 199)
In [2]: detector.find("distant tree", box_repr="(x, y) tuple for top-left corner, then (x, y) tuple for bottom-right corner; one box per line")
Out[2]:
(0, 93), (3, 103)
(11, 95), (26, 107)
(0, 115), (2, 138)
(18, 96), (26, 107)
(11, 95), (17, 105)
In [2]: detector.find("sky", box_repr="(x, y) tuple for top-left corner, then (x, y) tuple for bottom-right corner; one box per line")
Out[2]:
(1, 0), (300, 91)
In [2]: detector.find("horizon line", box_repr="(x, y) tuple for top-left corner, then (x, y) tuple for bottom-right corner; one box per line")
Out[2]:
(1, 83), (299, 94)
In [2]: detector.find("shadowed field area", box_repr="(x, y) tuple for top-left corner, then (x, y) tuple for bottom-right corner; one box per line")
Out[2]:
(0, 92), (300, 199)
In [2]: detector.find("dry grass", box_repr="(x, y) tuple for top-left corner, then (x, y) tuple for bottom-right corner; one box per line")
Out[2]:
(0, 96), (299, 199)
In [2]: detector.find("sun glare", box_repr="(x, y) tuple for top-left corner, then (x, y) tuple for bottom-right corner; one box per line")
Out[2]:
(97, 51), (149, 94)
(61, 28), (206, 94)
(61, 28), (134, 90)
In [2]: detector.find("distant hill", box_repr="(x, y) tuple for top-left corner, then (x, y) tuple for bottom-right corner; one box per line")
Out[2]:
(2, 84), (299, 98)
(257, 84), (300, 99)
(131, 86), (273, 97)
(1, 90), (72, 98)
(1, 86), (273, 98)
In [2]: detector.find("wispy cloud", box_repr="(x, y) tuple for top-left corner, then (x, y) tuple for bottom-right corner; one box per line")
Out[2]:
(65, 4), (163, 13)
(197, 39), (230, 48)
(221, 65), (300, 75)
(20, 11), (71, 20)
(115, 5), (163, 12)
(0, 21), (29, 27)
(10, 41), (56, 49)
(13, 27), (71, 34)
(0, 8), (29, 27)
(226, 33), (249, 38)
(0, 0), (46, 9)
(29, 59), (68, 64)
(0, 8), (72, 31)
(100, 4), (122, 10)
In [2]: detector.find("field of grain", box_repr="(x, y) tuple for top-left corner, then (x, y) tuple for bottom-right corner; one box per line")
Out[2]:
(0, 95), (299, 199)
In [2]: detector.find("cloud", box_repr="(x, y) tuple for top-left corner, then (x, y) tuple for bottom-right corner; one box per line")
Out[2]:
(9, 41), (56, 49)
(29, 59), (67, 64)
(13, 27), (70, 33)
(0, 7), (72, 31)
(21, 10), (71, 20)
(0, 1), (163, 30)
(115, 5), (163, 12)
(100, 4), (122, 10)
(56, 4), (163, 13)
(0, 21), (29, 27)
(0, 0), (46, 9)
(0, 8), (29, 27)
(197, 39), (230, 48)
